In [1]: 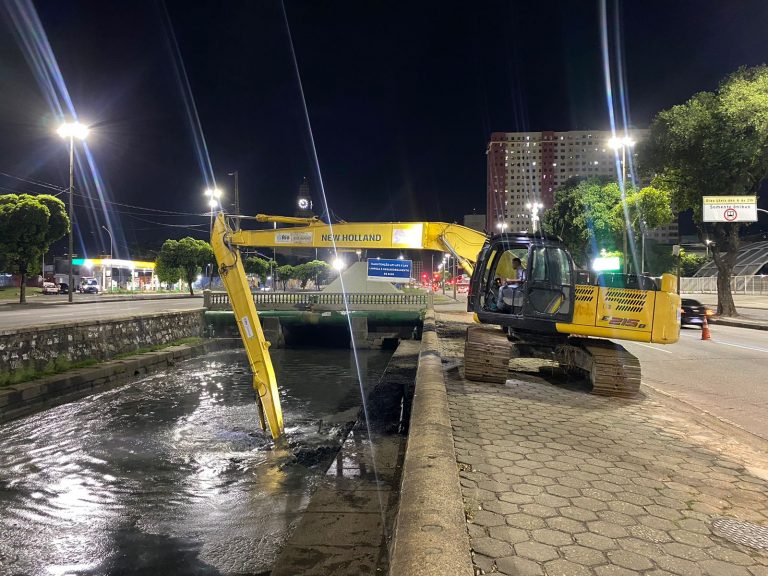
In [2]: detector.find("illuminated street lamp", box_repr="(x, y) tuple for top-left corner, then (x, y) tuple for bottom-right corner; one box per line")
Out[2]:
(204, 188), (223, 233)
(496, 221), (508, 232)
(332, 257), (345, 271)
(705, 238), (713, 259)
(526, 202), (544, 233)
(57, 121), (89, 303)
(608, 136), (636, 273)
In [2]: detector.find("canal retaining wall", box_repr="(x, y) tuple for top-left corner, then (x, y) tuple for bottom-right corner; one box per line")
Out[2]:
(389, 307), (474, 575)
(0, 309), (205, 385)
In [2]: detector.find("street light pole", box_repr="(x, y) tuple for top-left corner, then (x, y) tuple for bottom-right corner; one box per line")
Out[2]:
(452, 255), (457, 300)
(67, 136), (74, 302)
(102, 225), (113, 292)
(228, 171), (239, 230)
(621, 145), (628, 273)
(608, 136), (635, 274)
(57, 121), (89, 303)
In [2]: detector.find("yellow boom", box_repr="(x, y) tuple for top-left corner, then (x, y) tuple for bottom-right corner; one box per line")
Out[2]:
(210, 212), (487, 439)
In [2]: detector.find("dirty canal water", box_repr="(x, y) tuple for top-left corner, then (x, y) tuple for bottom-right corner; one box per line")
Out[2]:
(0, 347), (392, 575)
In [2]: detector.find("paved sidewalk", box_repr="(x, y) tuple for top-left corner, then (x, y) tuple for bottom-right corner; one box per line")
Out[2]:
(438, 314), (768, 576)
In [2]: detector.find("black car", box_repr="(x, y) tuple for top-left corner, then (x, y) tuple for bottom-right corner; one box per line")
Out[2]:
(680, 298), (713, 327)
(58, 282), (70, 294)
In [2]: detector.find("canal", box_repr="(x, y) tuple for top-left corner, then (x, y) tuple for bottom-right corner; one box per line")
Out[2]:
(0, 347), (393, 575)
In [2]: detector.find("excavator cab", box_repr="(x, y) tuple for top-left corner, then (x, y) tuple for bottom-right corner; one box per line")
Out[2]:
(468, 234), (575, 337)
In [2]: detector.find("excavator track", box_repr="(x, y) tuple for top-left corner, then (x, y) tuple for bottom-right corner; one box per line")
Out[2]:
(463, 325), (511, 384)
(463, 327), (641, 398)
(558, 338), (641, 398)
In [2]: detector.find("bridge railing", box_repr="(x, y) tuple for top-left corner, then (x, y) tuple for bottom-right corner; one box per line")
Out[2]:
(204, 291), (428, 311)
(681, 276), (768, 294)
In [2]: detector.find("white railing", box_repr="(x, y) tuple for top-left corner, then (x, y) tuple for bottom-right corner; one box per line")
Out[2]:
(681, 276), (768, 294)
(204, 291), (428, 310)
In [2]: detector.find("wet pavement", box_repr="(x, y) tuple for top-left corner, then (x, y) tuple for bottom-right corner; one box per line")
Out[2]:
(0, 347), (392, 575)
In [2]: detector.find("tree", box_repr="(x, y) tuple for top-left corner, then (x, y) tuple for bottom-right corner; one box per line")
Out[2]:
(244, 256), (271, 285)
(154, 256), (182, 289)
(610, 186), (674, 273)
(542, 177), (621, 266)
(155, 237), (214, 296)
(294, 260), (330, 290)
(679, 249), (708, 277)
(639, 65), (768, 316)
(0, 194), (69, 303)
(277, 264), (296, 291)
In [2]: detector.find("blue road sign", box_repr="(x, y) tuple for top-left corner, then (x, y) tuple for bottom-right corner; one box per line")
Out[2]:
(367, 259), (412, 282)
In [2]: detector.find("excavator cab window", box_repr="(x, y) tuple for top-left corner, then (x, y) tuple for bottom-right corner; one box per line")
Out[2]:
(475, 243), (529, 314)
(522, 245), (574, 322)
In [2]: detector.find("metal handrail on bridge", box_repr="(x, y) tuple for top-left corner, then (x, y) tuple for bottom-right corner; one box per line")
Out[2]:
(204, 290), (428, 310)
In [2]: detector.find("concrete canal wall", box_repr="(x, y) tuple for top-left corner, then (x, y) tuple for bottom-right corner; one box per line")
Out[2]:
(389, 307), (474, 575)
(0, 309), (205, 385)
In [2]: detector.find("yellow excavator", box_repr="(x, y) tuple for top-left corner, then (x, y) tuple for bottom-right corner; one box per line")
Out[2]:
(211, 211), (681, 439)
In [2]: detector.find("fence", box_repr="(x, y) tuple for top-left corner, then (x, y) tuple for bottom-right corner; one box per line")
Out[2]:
(204, 291), (428, 311)
(681, 276), (768, 294)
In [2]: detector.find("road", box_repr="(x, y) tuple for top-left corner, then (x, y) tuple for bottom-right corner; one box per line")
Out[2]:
(0, 297), (204, 330)
(624, 323), (768, 443)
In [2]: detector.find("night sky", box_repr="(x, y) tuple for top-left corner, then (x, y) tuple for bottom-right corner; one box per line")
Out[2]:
(1, 0), (767, 258)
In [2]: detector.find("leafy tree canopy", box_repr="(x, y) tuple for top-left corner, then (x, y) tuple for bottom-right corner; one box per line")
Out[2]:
(156, 237), (214, 295)
(244, 256), (272, 280)
(639, 65), (768, 315)
(614, 186), (674, 238)
(154, 256), (182, 287)
(294, 260), (330, 289)
(276, 264), (296, 290)
(542, 177), (621, 266)
(0, 194), (69, 303)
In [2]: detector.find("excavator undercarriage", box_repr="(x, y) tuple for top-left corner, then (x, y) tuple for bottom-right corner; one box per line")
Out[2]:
(463, 326), (642, 397)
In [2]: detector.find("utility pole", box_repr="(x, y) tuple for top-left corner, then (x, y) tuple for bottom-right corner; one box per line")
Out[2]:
(229, 171), (240, 230)
(452, 256), (457, 300)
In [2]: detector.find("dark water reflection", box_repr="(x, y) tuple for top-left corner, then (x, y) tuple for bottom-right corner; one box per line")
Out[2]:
(0, 347), (391, 575)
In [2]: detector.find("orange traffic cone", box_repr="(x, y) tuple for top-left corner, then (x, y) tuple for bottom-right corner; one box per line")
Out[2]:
(701, 316), (711, 340)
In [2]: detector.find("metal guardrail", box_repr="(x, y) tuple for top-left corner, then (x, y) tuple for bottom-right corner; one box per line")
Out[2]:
(681, 276), (768, 294)
(204, 291), (428, 310)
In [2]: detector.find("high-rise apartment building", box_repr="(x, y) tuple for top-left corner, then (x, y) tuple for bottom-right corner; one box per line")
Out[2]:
(486, 129), (649, 233)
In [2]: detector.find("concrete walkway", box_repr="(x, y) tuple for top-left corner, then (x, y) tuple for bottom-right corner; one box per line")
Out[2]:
(437, 312), (768, 576)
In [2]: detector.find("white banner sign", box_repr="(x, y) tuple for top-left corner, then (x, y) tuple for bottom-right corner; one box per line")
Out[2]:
(702, 196), (757, 222)
(274, 231), (313, 244)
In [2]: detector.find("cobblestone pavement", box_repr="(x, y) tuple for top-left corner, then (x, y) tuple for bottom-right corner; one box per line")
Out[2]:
(437, 317), (768, 576)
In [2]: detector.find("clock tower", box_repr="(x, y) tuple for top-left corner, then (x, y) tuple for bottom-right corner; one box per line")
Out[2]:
(295, 177), (314, 218)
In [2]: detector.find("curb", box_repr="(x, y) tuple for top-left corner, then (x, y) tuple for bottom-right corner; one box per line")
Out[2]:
(389, 308), (474, 576)
(709, 317), (768, 331)
(0, 293), (202, 309)
(0, 339), (225, 422)
(641, 381), (768, 455)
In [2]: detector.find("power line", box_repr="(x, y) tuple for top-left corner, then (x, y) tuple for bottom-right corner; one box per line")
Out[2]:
(0, 171), (66, 193)
(70, 190), (207, 216)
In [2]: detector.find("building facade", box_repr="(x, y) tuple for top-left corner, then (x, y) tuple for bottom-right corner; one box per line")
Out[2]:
(463, 212), (486, 233)
(486, 129), (649, 233)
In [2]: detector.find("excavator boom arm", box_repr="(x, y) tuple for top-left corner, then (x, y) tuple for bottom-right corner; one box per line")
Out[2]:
(232, 216), (487, 275)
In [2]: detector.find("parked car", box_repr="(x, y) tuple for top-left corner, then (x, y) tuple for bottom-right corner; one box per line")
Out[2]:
(42, 281), (59, 295)
(681, 298), (714, 327)
(78, 278), (100, 294)
(58, 282), (70, 294)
